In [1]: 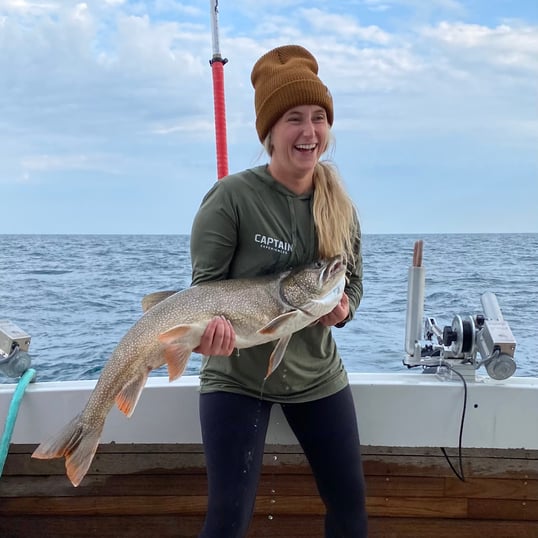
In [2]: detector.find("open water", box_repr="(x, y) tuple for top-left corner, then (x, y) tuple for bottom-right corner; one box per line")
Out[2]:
(1, 233), (537, 382)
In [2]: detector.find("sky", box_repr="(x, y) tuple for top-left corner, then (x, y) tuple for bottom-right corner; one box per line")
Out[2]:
(1, 0), (537, 235)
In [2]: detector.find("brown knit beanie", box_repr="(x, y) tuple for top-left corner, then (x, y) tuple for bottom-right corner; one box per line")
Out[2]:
(251, 45), (334, 143)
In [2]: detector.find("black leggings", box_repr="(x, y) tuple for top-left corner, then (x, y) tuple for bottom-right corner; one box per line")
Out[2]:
(198, 386), (368, 537)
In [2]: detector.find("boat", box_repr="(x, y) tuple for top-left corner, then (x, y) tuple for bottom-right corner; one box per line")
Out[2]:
(2, 371), (538, 537)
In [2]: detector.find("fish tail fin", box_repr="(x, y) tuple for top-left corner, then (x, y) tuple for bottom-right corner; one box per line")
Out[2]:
(32, 414), (104, 487)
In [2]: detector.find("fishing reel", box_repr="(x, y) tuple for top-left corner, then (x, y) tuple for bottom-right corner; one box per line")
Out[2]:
(417, 293), (517, 380)
(0, 320), (33, 378)
(403, 241), (517, 381)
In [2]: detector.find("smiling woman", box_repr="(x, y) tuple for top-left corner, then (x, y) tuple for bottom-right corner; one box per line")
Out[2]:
(189, 44), (367, 537)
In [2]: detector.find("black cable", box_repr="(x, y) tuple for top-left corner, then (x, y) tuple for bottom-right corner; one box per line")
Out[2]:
(405, 361), (468, 481)
(439, 361), (467, 482)
(7, 343), (20, 360)
(0, 343), (20, 365)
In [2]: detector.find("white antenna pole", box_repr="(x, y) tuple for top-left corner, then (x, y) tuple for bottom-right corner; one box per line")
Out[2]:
(210, 0), (222, 59)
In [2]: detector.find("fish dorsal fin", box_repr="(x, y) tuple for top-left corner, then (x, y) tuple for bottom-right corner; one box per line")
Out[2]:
(258, 311), (301, 335)
(158, 324), (193, 344)
(141, 290), (178, 313)
(162, 343), (192, 382)
(265, 334), (292, 379)
(115, 372), (149, 417)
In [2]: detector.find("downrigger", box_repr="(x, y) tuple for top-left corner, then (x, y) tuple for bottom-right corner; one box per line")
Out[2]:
(404, 240), (517, 381)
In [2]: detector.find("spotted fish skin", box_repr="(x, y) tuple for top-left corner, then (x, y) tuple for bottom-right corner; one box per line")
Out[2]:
(32, 256), (346, 487)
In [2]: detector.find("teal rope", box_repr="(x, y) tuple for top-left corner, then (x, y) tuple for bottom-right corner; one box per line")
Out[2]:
(0, 368), (36, 477)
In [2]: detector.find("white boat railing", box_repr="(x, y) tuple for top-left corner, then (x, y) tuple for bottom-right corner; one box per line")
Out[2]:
(2, 372), (538, 450)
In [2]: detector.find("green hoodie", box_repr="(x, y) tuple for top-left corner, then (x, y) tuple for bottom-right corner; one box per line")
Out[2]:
(190, 165), (363, 403)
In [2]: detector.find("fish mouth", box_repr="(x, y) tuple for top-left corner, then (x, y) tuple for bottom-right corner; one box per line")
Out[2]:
(322, 255), (346, 283)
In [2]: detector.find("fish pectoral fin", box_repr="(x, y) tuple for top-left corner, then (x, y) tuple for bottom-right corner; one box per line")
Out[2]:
(115, 373), (149, 418)
(141, 290), (178, 313)
(158, 324), (199, 380)
(258, 311), (301, 335)
(163, 344), (192, 382)
(158, 324), (194, 345)
(265, 334), (292, 379)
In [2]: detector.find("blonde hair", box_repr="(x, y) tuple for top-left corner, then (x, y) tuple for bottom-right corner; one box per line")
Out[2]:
(263, 134), (359, 263)
(312, 160), (358, 261)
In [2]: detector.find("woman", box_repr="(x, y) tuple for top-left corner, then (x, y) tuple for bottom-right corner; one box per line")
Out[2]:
(190, 45), (368, 537)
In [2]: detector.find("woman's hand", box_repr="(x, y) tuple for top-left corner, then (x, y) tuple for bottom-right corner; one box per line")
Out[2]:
(194, 316), (236, 356)
(318, 293), (350, 327)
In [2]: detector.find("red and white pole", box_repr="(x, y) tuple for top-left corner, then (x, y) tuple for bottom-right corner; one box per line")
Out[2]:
(209, 0), (229, 179)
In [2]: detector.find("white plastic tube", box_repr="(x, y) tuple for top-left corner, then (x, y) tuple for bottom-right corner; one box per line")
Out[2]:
(405, 265), (425, 356)
(481, 291), (504, 321)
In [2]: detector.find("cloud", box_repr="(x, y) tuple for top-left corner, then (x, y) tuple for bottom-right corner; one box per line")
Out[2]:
(421, 21), (538, 73)
(301, 8), (391, 44)
(0, 0), (536, 233)
(0, 0), (59, 14)
(0, 1), (216, 187)
(20, 152), (121, 175)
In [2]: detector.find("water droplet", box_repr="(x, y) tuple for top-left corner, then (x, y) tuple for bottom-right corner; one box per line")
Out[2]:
(273, 455), (278, 462)
(268, 515), (274, 521)
(270, 499), (276, 504)
(271, 488), (276, 494)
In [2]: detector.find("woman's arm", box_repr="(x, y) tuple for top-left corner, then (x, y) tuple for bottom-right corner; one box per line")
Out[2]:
(190, 181), (237, 285)
(190, 181), (238, 354)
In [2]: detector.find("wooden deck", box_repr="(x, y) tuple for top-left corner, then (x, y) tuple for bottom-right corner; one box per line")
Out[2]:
(2, 443), (538, 537)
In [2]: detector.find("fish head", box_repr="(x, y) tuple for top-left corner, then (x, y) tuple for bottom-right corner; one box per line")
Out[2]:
(280, 255), (347, 317)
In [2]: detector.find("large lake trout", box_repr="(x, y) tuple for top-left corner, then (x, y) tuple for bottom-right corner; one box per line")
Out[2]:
(32, 256), (346, 486)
